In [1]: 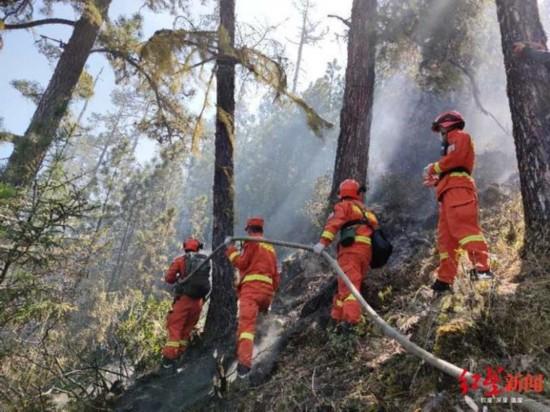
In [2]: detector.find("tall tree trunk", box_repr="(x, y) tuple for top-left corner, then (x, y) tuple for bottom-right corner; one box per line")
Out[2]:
(203, 0), (237, 345)
(292, 0), (310, 93)
(329, 0), (377, 201)
(495, 0), (550, 255)
(1, 0), (111, 188)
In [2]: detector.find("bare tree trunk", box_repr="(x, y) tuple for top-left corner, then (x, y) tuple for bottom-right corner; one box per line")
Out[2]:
(292, 0), (310, 93)
(203, 0), (237, 345)
(329, 0), (377, 201)
(1, 0), (111, 188)
(495, 0), (550, 255)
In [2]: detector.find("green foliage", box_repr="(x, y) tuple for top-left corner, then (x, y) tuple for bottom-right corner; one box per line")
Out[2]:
(0, 182), (16, 200)
(0, 79), (189, 408)
(98, 14), (144, 64)
(189, 194), (210, 238)
(114, 291), (171, 372)
(0, 269), (75, 327)
(303, 173), (331, 229)
(10, 79), (44, 105)
(83, 0), (105, 27)
(377, 0), (491, 92)
(74, 70), (95, 99)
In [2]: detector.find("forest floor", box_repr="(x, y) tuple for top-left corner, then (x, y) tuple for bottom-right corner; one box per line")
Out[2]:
(197, 188), (550, 412)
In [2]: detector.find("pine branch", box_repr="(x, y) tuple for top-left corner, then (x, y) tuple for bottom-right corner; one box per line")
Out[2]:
(90, 47), (176, 139)
(449, 59), (511, 135)
(191, 66), (216, 152)
(0, 132), (21, 143)
(327, 14), (351, 28)
(3, 18), (76, 30)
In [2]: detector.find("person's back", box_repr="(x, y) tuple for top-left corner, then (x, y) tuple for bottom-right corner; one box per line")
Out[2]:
(225, 217), (280, 378)
(161, 238), (207, 368)
(313, 179), (377, 332)
(175, 252), (211, 299)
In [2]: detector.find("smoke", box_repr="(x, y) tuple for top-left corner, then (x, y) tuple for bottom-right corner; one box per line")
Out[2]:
(178, 1), (525, 248)
(250, 313), (287, 374)
(368, 1), (518, 204)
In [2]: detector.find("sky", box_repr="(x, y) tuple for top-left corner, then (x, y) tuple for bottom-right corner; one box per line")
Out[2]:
(0, 0), (352, 163)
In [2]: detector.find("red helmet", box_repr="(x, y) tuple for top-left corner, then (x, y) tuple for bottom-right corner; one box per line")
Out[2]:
(338, 179), (365, 200)
(183, 238), (202, 252)
(245, 216), (264, 231)
(431, 111), (465, 132)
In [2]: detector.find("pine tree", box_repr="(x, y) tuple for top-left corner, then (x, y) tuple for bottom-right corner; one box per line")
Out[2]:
(495, 0), (550, 255)
(290, 0), (326, 93)
(203, 0), (238, 345)
(330, 0), (377, 200)
(1, 0), (112, 188)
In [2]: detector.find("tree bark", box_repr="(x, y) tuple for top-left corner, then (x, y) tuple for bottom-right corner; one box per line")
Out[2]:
(1, 0), (111, 188)
(495, 0), (550, 255)
(292, 0), (310, 93)
(203, 0), (237, 345)
(329, 0), (377, 201)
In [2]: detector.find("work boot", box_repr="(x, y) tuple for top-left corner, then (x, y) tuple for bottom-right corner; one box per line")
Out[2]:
(471, 269), (495, 281)
(431, 279), (451, 293)
(237, 363), (251, 379)
(161, 356), (177, 370)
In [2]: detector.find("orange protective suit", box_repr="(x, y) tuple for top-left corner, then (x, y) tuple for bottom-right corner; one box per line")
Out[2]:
(319, 199), (377, 324)
(226, 235), (279, 368)
(429, 129), (491, 284)
(162, 255), (203, 360)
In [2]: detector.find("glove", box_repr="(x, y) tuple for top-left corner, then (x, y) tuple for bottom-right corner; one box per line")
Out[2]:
(312, 242), (325, 255)
(224, 236), (233, 246)
(423, 163), (440, 187)
(422, 163), (435, 179)
(423, 174), (439, 187)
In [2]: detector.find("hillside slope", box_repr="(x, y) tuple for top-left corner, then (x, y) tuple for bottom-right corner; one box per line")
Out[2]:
(200, 189), (550, 411)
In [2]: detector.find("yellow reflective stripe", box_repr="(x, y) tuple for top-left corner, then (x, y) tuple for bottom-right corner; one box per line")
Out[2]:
(239, 332), (254, 341)
(434, 162), (442, 174)
(439, 252), (449, 260)
(450, 172), (472, 178)
(229, 251), (240, 262)
(260, 242), (275, 254)
(355, 235), (371, 244)
(366, 211), (378, 225)
(321, 230), (335, 240)
(352, 205), (363, 215)
(166, 340), (183, 348)
(459, 234), (485, 246)
(242, 274), (273, 285)
(344, 294), (357, 302)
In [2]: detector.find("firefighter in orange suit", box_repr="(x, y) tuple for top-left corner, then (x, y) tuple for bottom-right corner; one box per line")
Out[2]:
(161, 238), (205, 367)
(313, 179), (378, 330)
(225, 217), (279, 378)
(424, 111), (494, 293)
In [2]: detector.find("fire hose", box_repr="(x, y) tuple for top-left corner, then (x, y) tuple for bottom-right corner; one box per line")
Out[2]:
(181, 236), (550, 412)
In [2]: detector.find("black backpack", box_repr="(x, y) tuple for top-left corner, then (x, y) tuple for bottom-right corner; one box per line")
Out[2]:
(174, 253), (211, 299)
(368, 227), (393, 269)
(360, 207), (393, 269)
